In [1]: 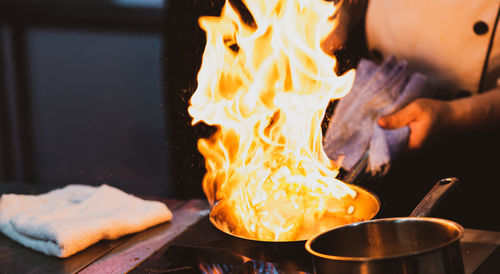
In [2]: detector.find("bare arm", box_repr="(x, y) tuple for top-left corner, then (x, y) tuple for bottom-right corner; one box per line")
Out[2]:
(449, 87), (500, 130)
(378, 87), (500, 150)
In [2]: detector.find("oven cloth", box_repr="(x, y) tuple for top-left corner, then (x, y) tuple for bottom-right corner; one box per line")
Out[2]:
(323, 55), (432, 176)
(0, 184), (172, 258)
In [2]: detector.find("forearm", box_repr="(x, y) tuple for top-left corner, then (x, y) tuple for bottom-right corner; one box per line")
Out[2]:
(448, 87), (500, 131)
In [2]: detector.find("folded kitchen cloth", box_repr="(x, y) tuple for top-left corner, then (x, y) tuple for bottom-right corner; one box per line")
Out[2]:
(0, 184), (172, 258)
(323, 55), (432, 176)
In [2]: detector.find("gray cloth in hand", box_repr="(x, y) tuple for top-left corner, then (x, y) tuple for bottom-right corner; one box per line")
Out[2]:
(323, 55), (431, 176)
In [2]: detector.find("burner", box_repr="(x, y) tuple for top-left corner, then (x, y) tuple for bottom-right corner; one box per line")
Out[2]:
(162, 245), (309, 274)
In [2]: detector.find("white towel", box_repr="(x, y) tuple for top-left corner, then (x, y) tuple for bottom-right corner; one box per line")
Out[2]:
(0, 184), (173, 258)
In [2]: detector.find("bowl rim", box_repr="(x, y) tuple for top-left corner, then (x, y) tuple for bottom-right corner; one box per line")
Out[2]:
(304, 217), (464, 262)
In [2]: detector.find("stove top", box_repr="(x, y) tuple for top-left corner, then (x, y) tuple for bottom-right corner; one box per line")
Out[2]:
(132, 216), (313, 273)
(132, 216), (499, 274)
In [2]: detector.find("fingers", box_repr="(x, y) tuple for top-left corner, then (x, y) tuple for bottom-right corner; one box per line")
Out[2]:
(377, 105), (416, 129)
(377, 98), (449, 150)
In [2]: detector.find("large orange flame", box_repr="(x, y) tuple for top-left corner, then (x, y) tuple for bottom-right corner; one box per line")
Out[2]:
(189, 0), (356, 241)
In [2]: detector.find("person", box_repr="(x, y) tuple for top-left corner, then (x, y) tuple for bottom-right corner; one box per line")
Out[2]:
(366, 0), (500, 150)
(324, 0), (500, 230)
(326, 0), (500, 150)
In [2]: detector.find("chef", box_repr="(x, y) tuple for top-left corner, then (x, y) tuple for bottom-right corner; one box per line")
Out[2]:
(324, 0), (500, 230)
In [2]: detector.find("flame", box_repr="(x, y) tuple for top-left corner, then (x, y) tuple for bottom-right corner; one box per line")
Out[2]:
(189, 0), (356, 241)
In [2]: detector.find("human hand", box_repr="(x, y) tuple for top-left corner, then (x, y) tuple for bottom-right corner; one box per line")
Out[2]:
(377, 98), (454, 150)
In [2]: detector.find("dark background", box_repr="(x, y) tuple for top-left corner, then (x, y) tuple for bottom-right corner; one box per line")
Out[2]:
(0, 0), (224, 198)
(0, 0), (498, 231)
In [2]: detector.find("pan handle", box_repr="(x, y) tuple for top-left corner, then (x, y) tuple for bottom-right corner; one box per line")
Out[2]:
(343, 151), (369, 184)
(410, 177), (460, 217)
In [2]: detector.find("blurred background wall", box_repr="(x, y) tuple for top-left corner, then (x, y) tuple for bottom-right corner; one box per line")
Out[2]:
(0, 0), (226, 197)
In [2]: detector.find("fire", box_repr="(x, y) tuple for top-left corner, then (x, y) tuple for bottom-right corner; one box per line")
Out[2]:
(189, 0), (357, 241)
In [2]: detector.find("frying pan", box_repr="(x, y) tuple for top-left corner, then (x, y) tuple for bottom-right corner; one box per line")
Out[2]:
(207, 182), (380, 270)
(209, 183), (381, 243)
(208, 149), (377, 242)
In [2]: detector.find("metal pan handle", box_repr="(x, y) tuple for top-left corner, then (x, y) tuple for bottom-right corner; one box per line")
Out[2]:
(343, 151), (369, 184)
(410, 177), (460, 217)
